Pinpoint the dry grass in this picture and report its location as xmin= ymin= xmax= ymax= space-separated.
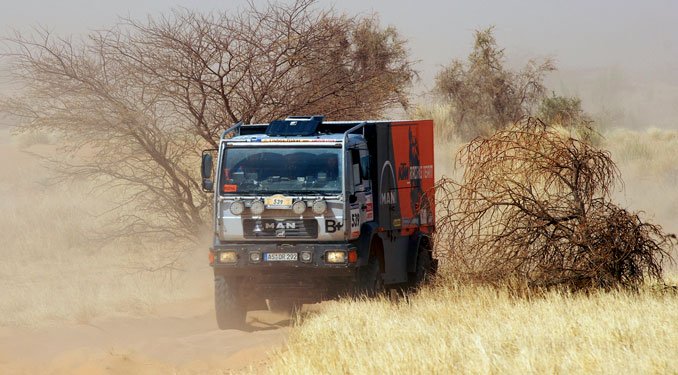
xmin=0 ymin=133 xmax=204 ymax=327
xmin=605 ymin=128 xmax=678 ymax=176
xmin=267 ymin=276 xmax=678 ymax=374
xmin=603 ymin=128 xmax=678 ymax=268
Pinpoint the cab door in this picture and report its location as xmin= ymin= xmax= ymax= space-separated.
xmin=348 ymin=146 xmax=373 ymax=239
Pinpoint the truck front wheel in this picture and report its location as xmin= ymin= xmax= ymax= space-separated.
xmin=214 ymin=275 xmax=246 ymax=330
xmin=358 ymin=255 xmax=384 ymax=297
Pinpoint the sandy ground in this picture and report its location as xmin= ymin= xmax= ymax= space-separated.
xmin=0 ymin=296 xmax=290 ymax=374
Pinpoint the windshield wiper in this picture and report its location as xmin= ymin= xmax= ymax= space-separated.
xmin=284 ymin=190 xmax=337 ymax=196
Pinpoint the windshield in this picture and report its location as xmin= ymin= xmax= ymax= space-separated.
xmin=220 ymin=146 xmax=342 ymax=195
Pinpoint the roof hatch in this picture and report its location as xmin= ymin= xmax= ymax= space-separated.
xmin=265 ymin=115 xmax=324 ymax=137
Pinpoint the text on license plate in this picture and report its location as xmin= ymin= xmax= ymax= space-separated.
xmin=265 ymin=252 xmax=298 ymax=261
xmin=264 ymin=195 xmax=293 ymax=208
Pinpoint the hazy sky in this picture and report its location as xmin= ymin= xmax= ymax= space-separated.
xmin=2 ymin=0 xmax=677 ymax=127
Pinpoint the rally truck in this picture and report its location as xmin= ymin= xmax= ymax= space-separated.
xmin=201 ymin=116 xmax=437 ymax=329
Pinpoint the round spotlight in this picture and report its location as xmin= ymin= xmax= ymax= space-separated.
xmin=311 ymin=200 xmax=327 ymax=215
xmin=249 ymin=252 xmax=261 ymax=263
xmin=292 ymin=200 xmax=307 ymax=215
xmin=250 ymin=200 xmax=265 ymax=215
xmin=229 ymin=200 xmax=245 ymax=215
xmin=300 ymin=251 xmax=312 ymax=263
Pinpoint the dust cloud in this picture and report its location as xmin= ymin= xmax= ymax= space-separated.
xmin=0 ymin=128 xmax=291 ymax=373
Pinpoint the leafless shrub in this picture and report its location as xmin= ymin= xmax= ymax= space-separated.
xmin=436 ymin=118 xmax=674 ymax=290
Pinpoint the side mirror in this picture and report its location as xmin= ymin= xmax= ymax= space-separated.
xmin=201 ymin=151 xmax=214 ymax=192
xmin=201 ymin=152 xmax=213 ymax=179
xmin=349 ymin=194 xmax=358 ymax=204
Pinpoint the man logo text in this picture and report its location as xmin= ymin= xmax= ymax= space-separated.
xmin=380 ymin=191 xmax=397 ymax=205
xmin=265 ymin=222 xmax=296 ymax=230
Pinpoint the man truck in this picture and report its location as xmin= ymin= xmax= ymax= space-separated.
xmin=201 ymin=116 xmax=437 ymax=329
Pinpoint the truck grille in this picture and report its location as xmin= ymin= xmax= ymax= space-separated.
xmin=242 ymin=219 xmax=319 ymax=239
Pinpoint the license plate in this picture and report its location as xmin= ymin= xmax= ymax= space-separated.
xmin=265 ymin=252 xmax=298 ymax=262
xmin=265 ymin=194 xmax=293 ymax=209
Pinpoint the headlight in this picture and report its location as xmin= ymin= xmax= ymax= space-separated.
xmin=311 ymin=199 xmax=327 ymax=215
xmin=219 ymin=251 xmax=238 ymax=263
xmin=325 ymin=251 xmax=347 ymax=264
xmin=229 ymin=200 xmax=245 ymax=215
xmin=292 ymin=200 xmax=307 ymax=215
xmin=250 ymin=200 xmax=265 ymax=215
xmin=300 ymin=250 xmax=313 ymax=263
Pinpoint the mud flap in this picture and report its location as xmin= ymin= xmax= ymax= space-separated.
xmin=356 ymin=222 xmax=380 ymax=267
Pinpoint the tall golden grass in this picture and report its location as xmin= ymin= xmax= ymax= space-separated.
xmin=604 ymin=127 xmax=678 ymax=266
xmin=266 ymin=276 xmax=678 ymax=374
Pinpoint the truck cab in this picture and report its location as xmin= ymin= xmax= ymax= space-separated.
xmin=201 ymin=116 xmax=437 ymax=329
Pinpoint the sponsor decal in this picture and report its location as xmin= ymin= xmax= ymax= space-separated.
xmin=409 ymin=165 xmax=434 ymax=179
xmin=397 ymin=164 xmax=434 ymax=181
xmin=365 ymin=194 xmax=374 ymax=221
xmin=325 ymin=219 xmax=344 ymax=233
xmin=350 ymin=208 xmax=361 ymax=238
xmin=222 ymin=184 xmax=238 ymax=193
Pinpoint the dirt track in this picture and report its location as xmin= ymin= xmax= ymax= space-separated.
xmin=0 ymin=296 xmax=289 ymax=374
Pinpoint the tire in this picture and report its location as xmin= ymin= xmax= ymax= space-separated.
xmin=358 ymin=255 xmax=384 ymax=297
xmin=410 ymin=244 xmax=433 ymax=290
xmin=214 ymin=275 xmax=246 ymax=330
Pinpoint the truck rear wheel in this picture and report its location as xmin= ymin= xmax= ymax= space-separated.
xmin=410 ymin=243 xmax=433 ymax=290
xmin=214 ymin=275 xmax=246 ymax=330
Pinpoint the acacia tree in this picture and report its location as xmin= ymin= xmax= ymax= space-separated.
xmin=109 ymin=2 xmax=414 ymax=148
xmin=538 ymin=93 xmax=592 ymax=128
xmin=434 ymin=27 xmax=555 ymax=139
xmin=1 ymin=0 xmax=415 ymax=241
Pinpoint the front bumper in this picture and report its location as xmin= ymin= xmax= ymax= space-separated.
xmin=210 ymin=242 xmax=358 ymax=271
xmin=210 ymin=242 xmax=359 ymax=302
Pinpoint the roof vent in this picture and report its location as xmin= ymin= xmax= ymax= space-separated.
xmin=265 ymin=115 xmax=324 ymax=136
